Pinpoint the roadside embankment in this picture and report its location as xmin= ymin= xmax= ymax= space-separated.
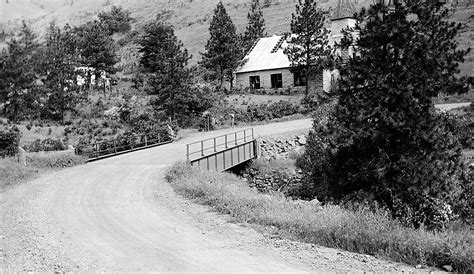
xmin=166 ymin=162 xmax=473 ymax=272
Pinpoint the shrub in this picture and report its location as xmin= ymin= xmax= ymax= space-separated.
xmin=166 ymin=163 xmax=474 ymax=272
xmin=24 ymin=138 xmax=67 ymax=152
xmin=0 ymin=126 xmax=21 ymax=157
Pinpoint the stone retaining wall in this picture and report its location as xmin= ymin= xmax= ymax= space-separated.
xmin=259 ymin=134 xmax=307 ymax=160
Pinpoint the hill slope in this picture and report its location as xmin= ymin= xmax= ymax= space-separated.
xmin=1 ymin=0 xmax=473 ymax=74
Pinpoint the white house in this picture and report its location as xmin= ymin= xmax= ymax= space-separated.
xmin=234 ymin=0 xmax=358 ymax=93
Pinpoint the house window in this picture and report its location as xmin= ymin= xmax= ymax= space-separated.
xmin=249 ymin=76 xmax=261 ymax=89
xmin=293 ymin=71 xmax=306 ymax=87
xmin=270 ymin=73 xmax=283 ymax=88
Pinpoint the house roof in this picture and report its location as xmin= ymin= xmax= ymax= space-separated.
xmin=235 ymin=35 xmax=291 ymax=74
xmin=332 ymin=0 xmax=356 ymax=21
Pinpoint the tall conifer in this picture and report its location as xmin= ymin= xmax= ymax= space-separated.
xmin=140 ymin=20 xmax=191 ymax=121
xmin=242 ymin=0 xmax=266 ymax=55
xmin=284 ymin=0 xmax=330 ymax=95
xmin=299 ymin=1 xmax=473 ymax=228
xmin=200 ymin=2 xmax=240 ymax=89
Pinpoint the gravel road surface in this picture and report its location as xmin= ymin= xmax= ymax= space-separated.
xmin=1 ymin=119 xmax=417 ymax=272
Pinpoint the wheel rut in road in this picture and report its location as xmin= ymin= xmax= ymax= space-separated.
xmin=1 ymin=119 xmax=416 ymax=272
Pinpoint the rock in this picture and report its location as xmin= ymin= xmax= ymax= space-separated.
xmin=297 ymin=136 xmax=307 ymax=145
xmin=442 ymin=265 xmax=453 ymax=272
xmin=415 ymin=265 xmax=422 ymax=269
xmin=309 ymin=198 xmax=320 ymax=205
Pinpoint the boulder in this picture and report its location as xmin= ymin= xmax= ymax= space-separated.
xmin=297 ymin=135 xmax=307 ymax=145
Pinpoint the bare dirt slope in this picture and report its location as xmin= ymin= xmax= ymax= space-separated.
xmin=1 ymin=119 xmax=417 ymax=272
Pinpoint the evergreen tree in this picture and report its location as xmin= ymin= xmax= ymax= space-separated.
xmin=40 ymin=22 xmax=79 ymax=120
xmin=74 ymin=20 xmax=117 ymax=73
xmin=200 ymin=2 xmax=240 ymax=89
xmin=284 ymin=0 xmax=331 ymax=95
xmin=139 ymin=20 xmax=191 ymax=121
xmin=0 ymin=21 xmax=39 ymax=122
xmin=98 ymin=6 xmax=133 ymax=35
xmin=242 ymin=0 xmax=266 ymax=55
xmin=299 ymin=1 xmax=473 ymax=229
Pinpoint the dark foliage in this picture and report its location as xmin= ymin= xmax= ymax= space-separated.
xmin=24 ymin=138 xmax=67 ymax=152
xmin=74 ymin=20 xmax=117 ymax=73
xmin=200 ymin=2 xmax=241 ymax=88
xmin=299 ymin=1 xmax=473 ymax=229
xmin=242 ymin=0 xmax=266 ymax=55
xmin=0 ymin=21 xmax=40 ymax=122
xmin=139 ymin=19 xmax=197 ymax=123
xmin=98 ymin=6 xmax=133 ymax=34
xmin=0 ymin=126 xmax=21 ymax=157
xmin=284 ymin=0 xmax=331 ymax=95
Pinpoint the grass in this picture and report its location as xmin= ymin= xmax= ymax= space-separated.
xmin=166 ymin=162 xmax=474 ymax=272
xmin=0 ymin=158 xmax=39 ymax=191
xmin=1 ymin=0 xmax=472 ymax=74
xmin=0 ymin=152 xmax=86 ymax=191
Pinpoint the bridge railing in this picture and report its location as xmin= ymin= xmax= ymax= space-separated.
xmin=75 ymin=131 xmax=172 ymax=161
xmin=186 ymin=128 xmax=254 ymax=161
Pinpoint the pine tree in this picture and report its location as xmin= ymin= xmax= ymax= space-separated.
xmin=242 ymin=0 xmax=266 ymax=55
xmin=98 ymin=6 xmax=133 ymax=35
xmin=284 ymin=0 xmax=331 ymax=95
xmin=140 ymin=20 xmax=191 ymax=121
xmin=200 ymin=2 xmax=240 ymax=89
xmin=0 ymin=21 xmax=39 ymax=122
xmin=74 ymin=20 xmax=117 ymax=73
xmin=299 ymin=1 xmax=473 ymax=229
xmin=41 ymin=22 xmax=79 ymax=120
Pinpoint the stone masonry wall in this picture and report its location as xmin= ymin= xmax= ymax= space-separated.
xmin=259 ymin=134 xmax=307 ymax=160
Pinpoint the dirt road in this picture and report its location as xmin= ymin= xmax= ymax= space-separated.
xmin=1 ymin=119 xmax=416 ymax=272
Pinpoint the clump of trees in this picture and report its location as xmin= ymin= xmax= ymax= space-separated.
xmin=298 ymin=1 xmax=473 ymax=229
xmin=0 ymin=6 xmax=125 ymax=123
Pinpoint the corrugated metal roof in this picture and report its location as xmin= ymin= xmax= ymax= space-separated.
xmin=235 ymin=35 xmax=291 ymax=74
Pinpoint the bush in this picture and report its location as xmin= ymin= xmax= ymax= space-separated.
xmin=166 ymin=162 xmax=473 ymax=272
xmin=24 ymin=138 xmax=67 ymax=152
xmin=0 ymin=126 xmax=21 ymax=157
xmin=298 ymin=106 xmax=472 ymax=230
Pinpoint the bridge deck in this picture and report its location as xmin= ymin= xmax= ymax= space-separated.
xmin=187 ymin=129 xmax=257 ymax=172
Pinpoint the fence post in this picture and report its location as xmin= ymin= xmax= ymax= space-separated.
xmin=235 ymin=132 xmax=238 ymax=145
xmin=201 ymin=141 xmax=204 ymax=156
xmin=144 ymin=135 xmax=148 ymax=146
xmin=114 ymin=140 xmax=117 ymax=153
xmin=225 ymin=135 xmax=228 ymax=149
xmin=214 ymin=138 xmax=217 ymax=152
xmin=187 ymin=144 xmax=190 ymax=161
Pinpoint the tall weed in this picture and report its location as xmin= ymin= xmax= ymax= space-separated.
xmin=166 ymin=162 xmax=473 ymax=271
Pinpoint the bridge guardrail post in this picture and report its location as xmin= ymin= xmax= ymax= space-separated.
xmin=187 ymin=144 xmax=190 ymax=161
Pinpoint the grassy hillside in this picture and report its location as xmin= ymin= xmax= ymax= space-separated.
xmin=0 ymin=0 xmax=473 ymax=74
